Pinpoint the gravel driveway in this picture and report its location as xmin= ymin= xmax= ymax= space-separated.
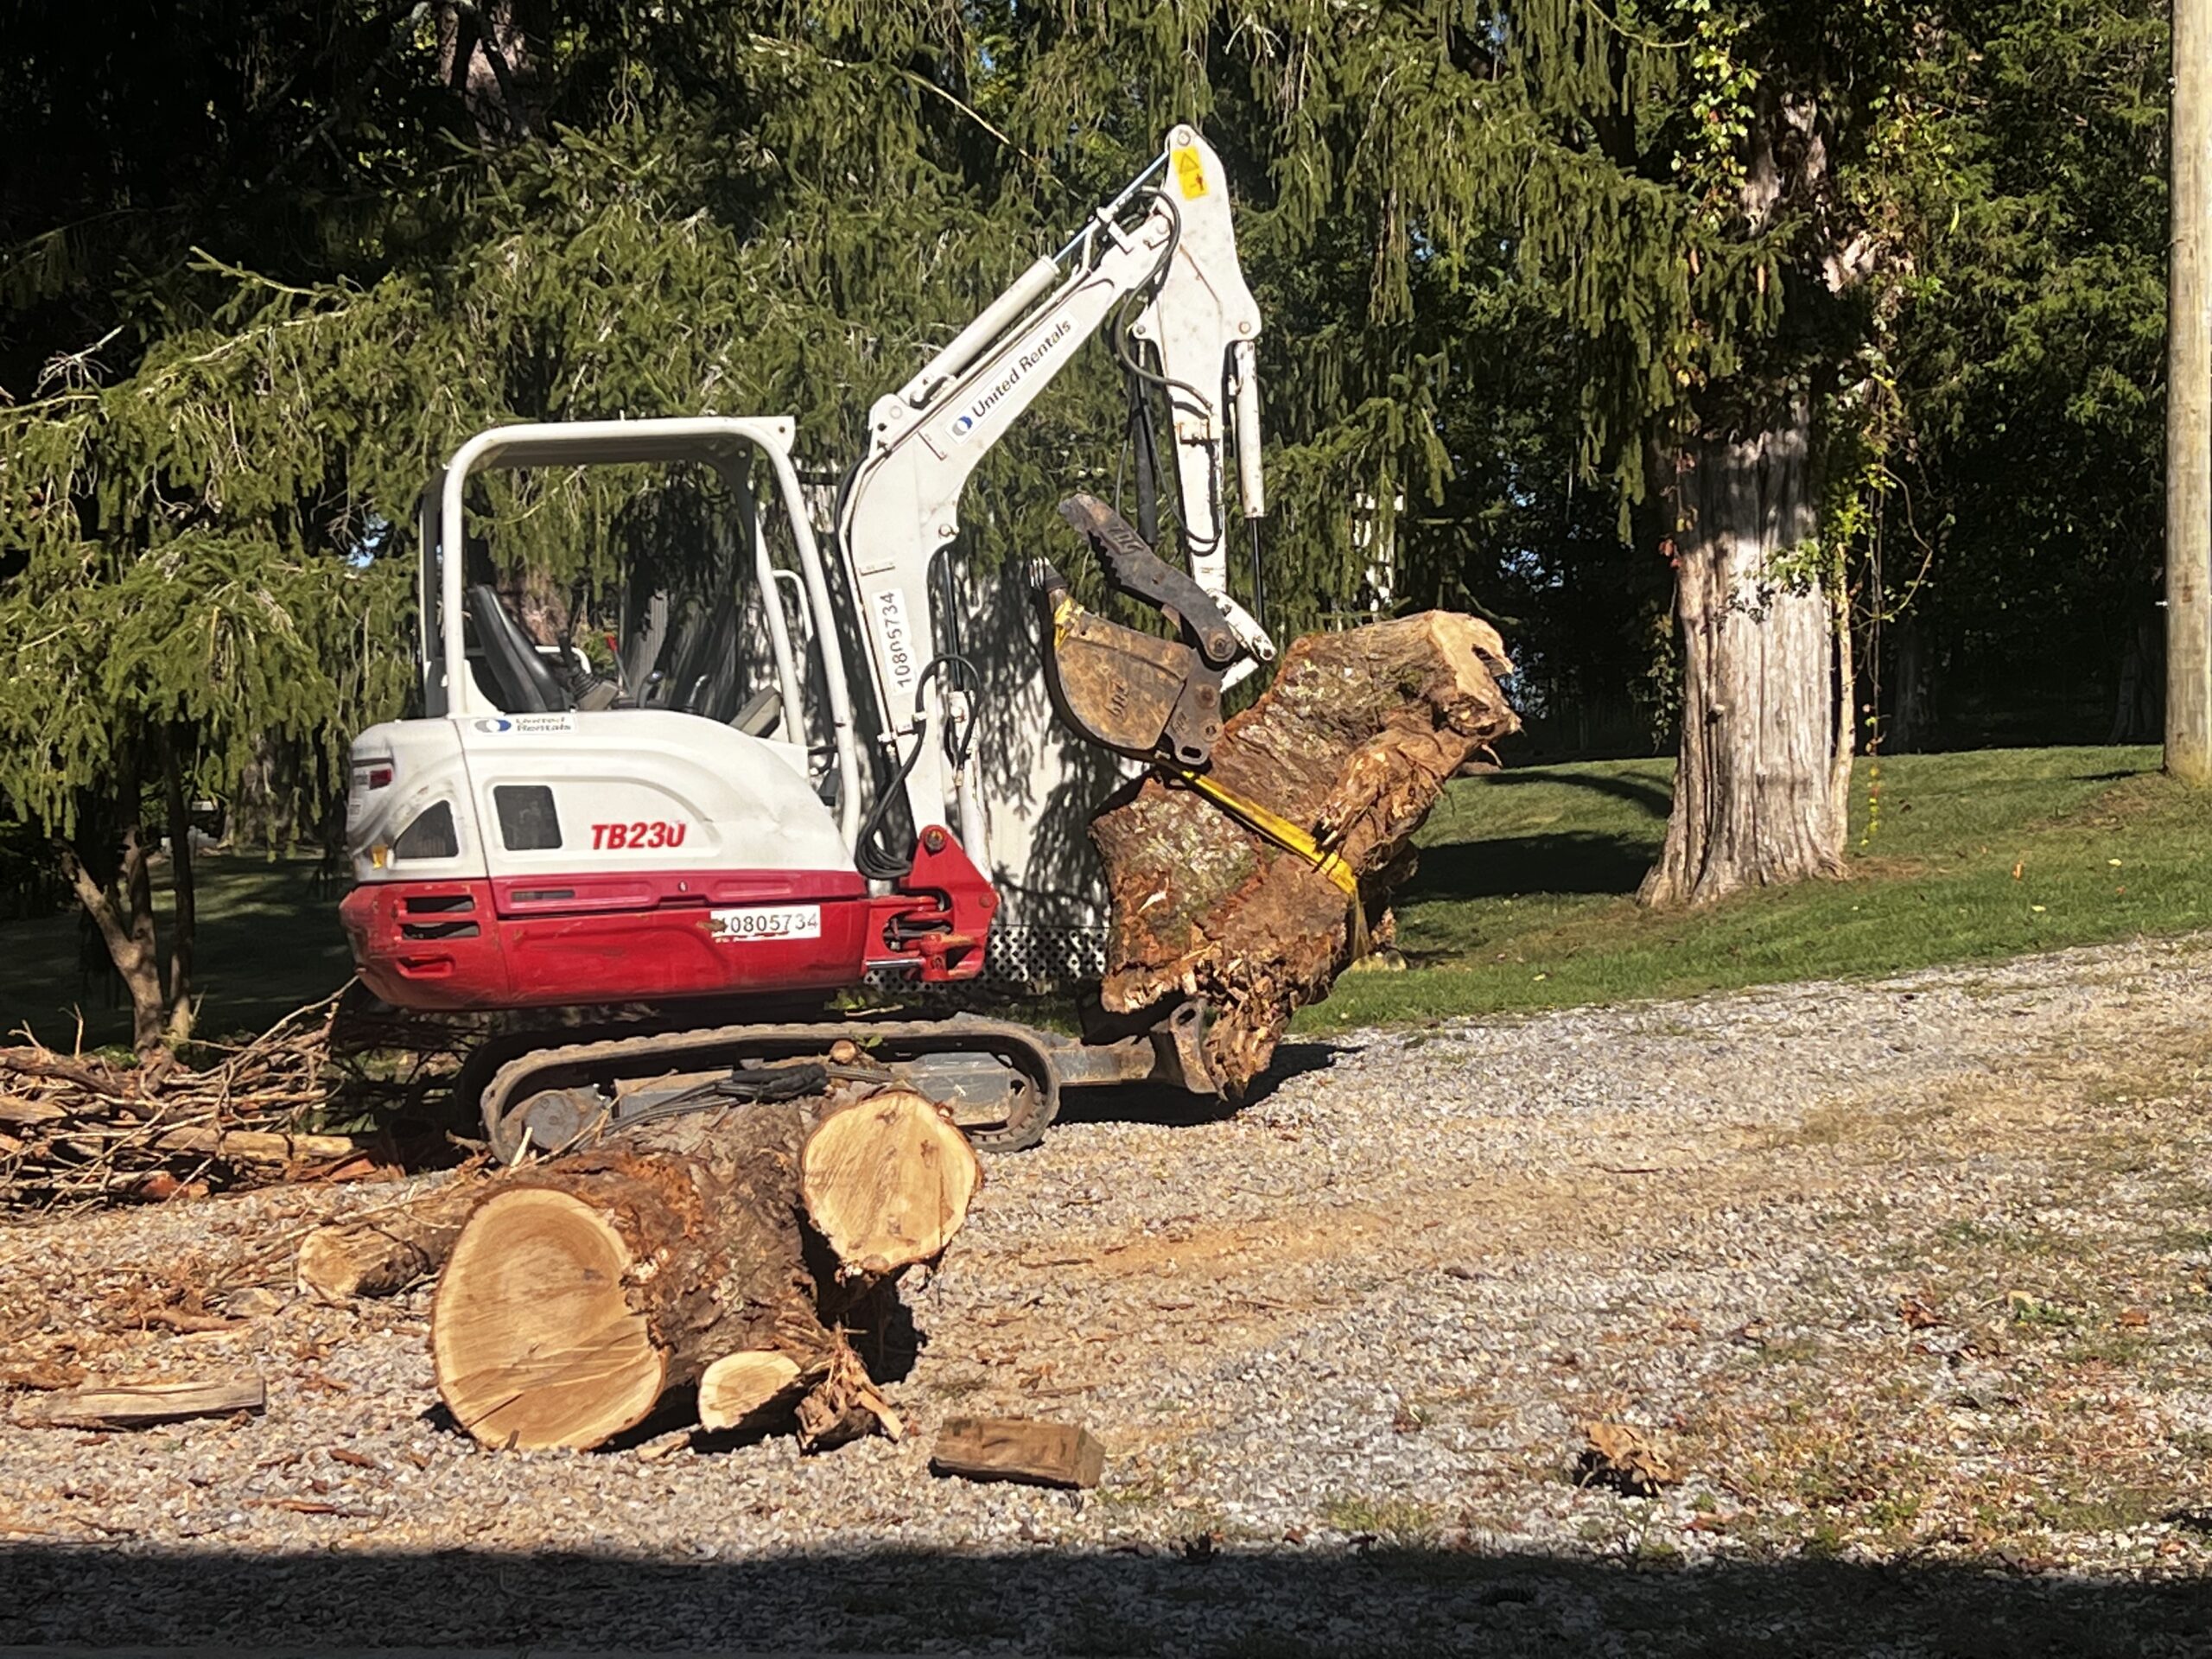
xmin=7 ymin=937 xmax=2212 ymax=1656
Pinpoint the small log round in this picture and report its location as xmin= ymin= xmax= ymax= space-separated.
xmin=800 ymin=1090 xmax=981 ymax=1278
xmin=697 ymin=1351 xmax=804 ymax=1432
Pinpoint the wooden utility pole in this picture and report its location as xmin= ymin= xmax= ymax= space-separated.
xmin=2169 ymin=0 xmax=2212 ymax=782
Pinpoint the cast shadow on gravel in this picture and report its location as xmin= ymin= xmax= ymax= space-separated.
xmin=1052 ymin=1042 xmax=1339 ymax=1131
xmin=4 ymin=1541 xmax=2209 ymax=1656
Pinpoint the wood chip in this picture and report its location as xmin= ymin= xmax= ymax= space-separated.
xmin=140 ymin=1308 xmax=244 ymax=1334
xmin=0 ymin=1362 xmax=87 ymax=1392
xmin=1576 ymin=1420 xmax=1678 ymax=1496
xmin=931 ymin=1415 xmax=1105 ymax=1489
xmin=19 ymin=1376 xmax=265 ymax=1430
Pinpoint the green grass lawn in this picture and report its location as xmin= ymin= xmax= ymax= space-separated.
xmin=1308 ymin=744 xmax=2212 ymax=1030
xmin=0 ymin=853 xmax=353 ymax=1049
xmin=3 ymin=747 xmax=2205 ymax=1049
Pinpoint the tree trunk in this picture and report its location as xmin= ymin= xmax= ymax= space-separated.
xmin=1892 ymin=619 xmax=1935 ymax=751
xmin=2110 ymin=607 xmax=2161 ymax=744
xmin=2167 ymin=0 xmax=2212 ymax=781
xmin=159 ymin=726 xmax=196 ymax=1048
xmin=58 ymin=777 xmax=167 ymax=1054
xmin=436 ymin=1 xmax=535 ymax=143
xmin=1639 ymin=408 xmax=1847 ymax=909
xmin=1090 ymin=612 xmax=1518 ymax=1094
xmin=430 ymin=1090 xmax=970 ymax=1451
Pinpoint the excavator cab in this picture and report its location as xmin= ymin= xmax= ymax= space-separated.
xmin=340 ymin=417 xmax=998 ymax=1016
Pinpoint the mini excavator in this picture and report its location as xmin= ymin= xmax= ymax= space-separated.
xmin=340 ymin=129 xmax=1273 ymax=1156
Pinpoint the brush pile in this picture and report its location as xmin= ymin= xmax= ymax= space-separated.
xmin=0 ymin=996 xmax=378 ymax=1211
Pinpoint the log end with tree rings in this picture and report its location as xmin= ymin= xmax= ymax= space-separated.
xmin=431 ymin=1187 xmax=666 ymax=1450
xmin=697 ymin=1351 xmax=806 ymax=1432
xmin=799 ymin=1090 xmax=982 ymax=1277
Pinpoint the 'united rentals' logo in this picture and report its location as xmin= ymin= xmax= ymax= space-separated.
xmin=950 ymin=318 xmax=1074 ymax=442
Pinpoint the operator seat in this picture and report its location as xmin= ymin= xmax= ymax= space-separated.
xmin=464 ymin=584 xmax=570 ymax=715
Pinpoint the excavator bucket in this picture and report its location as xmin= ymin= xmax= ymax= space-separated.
xmin=1034 ymin=496 xmax=1237 ymax=769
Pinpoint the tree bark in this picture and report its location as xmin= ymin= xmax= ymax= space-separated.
xmin=1639 ymin=407 xmax=1848 ymax=909
xmin=1090 ymin=612 xmax=1518 ymax=1094
xmin=1891 ymin=619 xmax=1935 ymax=751
xmin=18 ymin=1376 xmax=264 ymax=1430
xmin=2167 ymin=0 xmax=2212 ymax=781
xmin=436 ymin=2 xmax=535 ymax=143
xmin=430 ymin=1090 xmax=966 ymax=1451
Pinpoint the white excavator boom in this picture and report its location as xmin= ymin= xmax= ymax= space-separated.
xmin=836 ymin=124 xmax=1271 ymax=861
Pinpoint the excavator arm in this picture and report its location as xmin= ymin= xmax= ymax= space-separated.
xmin=836 ymin=126 xmax=1270 ymax=867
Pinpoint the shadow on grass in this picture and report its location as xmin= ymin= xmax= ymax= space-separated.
xmin=3 ymin=1541 xmax=2206 ymax=1655
xmin=1405 ymin=832 xmax=1655 ymax=901
xmin=1484 ymin=766 xmax=1675 ymax=817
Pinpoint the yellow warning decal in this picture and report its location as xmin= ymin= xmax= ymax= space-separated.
xmin=1173 ymin=146 xmax=1209 ymax=200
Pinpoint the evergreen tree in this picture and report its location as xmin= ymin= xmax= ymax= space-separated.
xmin=1 ymin=0 xmax=2178 ymax=1053
xmin=0 ymin=3 xmax=1418 ymax=1044
xmin=1878 ymin=0 xmax=2170 ymax=747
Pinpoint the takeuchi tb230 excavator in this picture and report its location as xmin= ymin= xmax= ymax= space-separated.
xmin=340 ymin=129 xmax=1275 ymax=1156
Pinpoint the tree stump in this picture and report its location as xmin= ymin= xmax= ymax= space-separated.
xmin=430 ymin=1090 xmax=973 ymax=1451
xmin=1091 ymin=611 xmax=1517 ymax=1092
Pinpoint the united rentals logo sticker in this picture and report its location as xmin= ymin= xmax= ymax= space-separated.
xmin=949 ymin=318 xmax=1074 ymax=442
xmin=473 ymin=713 xmax=576 ymax=734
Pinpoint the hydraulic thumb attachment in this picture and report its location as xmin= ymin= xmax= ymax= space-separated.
xmin=1033 ymin=494 xmax=1234 ymax=769
xmin=1036 ymin=496 xmax=1371 ymax=966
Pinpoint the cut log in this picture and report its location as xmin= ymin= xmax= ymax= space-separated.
xmin=931 ymin=1415 xmax=1105 ymax=1488
xmin=20 ymin=1376 xmax=264 ymax=1429
xmin=432 ymin=1105 xmax=831 ymax=1450
xmin=1091 ymin=611 xmax=1517 ymax=1093
xmin=696 ymin=1351 xmax=804 ymax=1431
xmin=296 ymin=1174 xmax=488 ymax=1300
xmin=430 ymin=1092 xmax=961 ymax=1452
xmin=800 ymin=1090 xmax=980 ymax=1278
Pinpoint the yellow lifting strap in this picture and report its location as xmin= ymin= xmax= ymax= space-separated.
xmin=1167 ymin=767 xmax=1370 ymax=959
xmin=1169 ymin=767 xmax=1359 ymax=897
